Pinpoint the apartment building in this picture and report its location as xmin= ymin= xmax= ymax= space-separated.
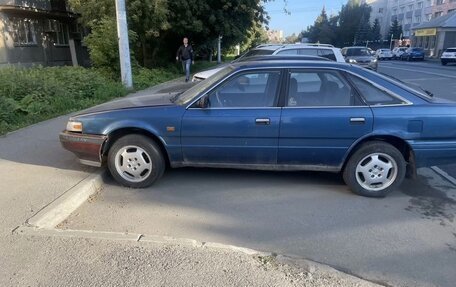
xmin=366 ymin=0 xmax=456 ymax=38
xmin=0 ymin=0 xmax=88 ymax=67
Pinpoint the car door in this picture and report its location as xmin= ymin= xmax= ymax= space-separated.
xmin=278 ymin=69 xmax=373 ymax=168
xmin=181 ymin=69 xmax=282 ymax=165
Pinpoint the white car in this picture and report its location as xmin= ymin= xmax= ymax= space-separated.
xmin=375 ymin=49 xmax=393 ymax=60
xmin=440 ymin=47 xmax=456 ymax=66
xmin=392 ymin=47 xmax=407 ymax=60
xmin=192 ymin=44 xmax=344 ymax=82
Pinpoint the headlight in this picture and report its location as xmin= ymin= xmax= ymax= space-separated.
xmin=348 ymin=59 xmax=357 ymax=63
xmin=371 ymin=58 xmax=378 ymax=63
xmin=66 ymin=121 xmax=83 ymax=132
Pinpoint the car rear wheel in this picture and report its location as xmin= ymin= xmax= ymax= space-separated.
xmin=343 ymin=141 xmax=406 ymax=198
xmin=108 ymin=134 xmax=165 ymax=188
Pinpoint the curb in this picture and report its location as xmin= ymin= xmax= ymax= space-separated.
xmin=15 ymin=225 xmax=383 ymax=286
xmin=26 ymin=170 xmax=106 ymax=229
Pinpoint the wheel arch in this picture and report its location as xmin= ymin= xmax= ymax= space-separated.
xmin=102 ymin=127 xmax=171 ymax=168
xmin=342 ymin=135 xmax=416 ymax=178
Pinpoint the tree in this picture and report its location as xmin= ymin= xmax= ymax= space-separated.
xmin=299 ymin=7 xmax=336 ymax=44
xmin=241 ymin=22 xmax=268 ymax=51
xmin=284 ymin=33 xmax=298 ymax=44
xmin=336 ymin=0 xmax=371 ymax=46
xmin=388 ymin=18 xmax=403 ymax=40
xmin=370 ymin=18 xmax=382 ymax=42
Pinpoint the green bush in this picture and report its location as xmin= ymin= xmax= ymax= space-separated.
xmin=0 ymin=61 xmax=220 ymax=135
xmin=0 ymin=66 xmax=126 ymax=135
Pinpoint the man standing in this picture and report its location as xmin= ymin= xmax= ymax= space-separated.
xmin=176 ymin=37 xmax=194 ymax=82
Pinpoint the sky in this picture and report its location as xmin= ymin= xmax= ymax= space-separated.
xmin=263 ymin=0 xmax=347 ymax=37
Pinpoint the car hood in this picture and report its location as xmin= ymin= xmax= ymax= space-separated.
xmin=76 ymin=92 xmax=179 ymax=116
xmin=347 ymin=56 xmax=374 ymax=61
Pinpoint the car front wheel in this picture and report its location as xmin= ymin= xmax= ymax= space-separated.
xmin=108 ymin=134 xmax=165 ymax=188
xmin=343 ymin=141 xmax=406 ymax=197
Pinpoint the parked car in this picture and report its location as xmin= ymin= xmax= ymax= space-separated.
xmin=375 ymin=48 xmax=393 ymax=60
xmin=341 ymin=46 xmax=378 ymax=71
xmin=440 ymin=47 xmax=456 ymax=65
xmin=392 ymin=47 xmax=407 ymax=59
xmin=272 ymin=44 xmax=345 ymax=62
xmin=400 ymin=47 xmax=425 ymax=61
xmin=60 ymin=60 xmax=456 ymax=198
xmin=192 ymin=44 xmax=344 ymax=81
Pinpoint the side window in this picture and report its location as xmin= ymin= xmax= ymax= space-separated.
xmin=276 ymin=49 xmax=298 ymax=55
xmin=297 ymin=48 xmax=319 ymax=56
xmin=347 ymin=74 xmax=406 ymax=106
xmin=317 ymin=49 xmax=337 ymax=61
xmin=287 ymin=70 xmax=361 ymax=107
xmin=207 ymin=71 xmax=280 ymax=108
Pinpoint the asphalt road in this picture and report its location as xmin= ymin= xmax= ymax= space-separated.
xmin=60 ymin=60 xmax=456 ymax=287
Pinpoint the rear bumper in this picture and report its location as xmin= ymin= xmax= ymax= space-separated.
xmin=408 ymin=140 xmax=456 ymax=167
xmin=59 ymin=131 xmax=107 ymax=167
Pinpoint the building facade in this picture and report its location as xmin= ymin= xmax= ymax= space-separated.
xmin=0 ymin=0 xmax=88 ymax=67
xmin=365 ymin=0 xmax=456 ymax=40
xmin=412 ymin=10 xmax=456 ymax=56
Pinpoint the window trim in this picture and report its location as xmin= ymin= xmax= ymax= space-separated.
xmin=186 ymin=66 xmax=413 ymax=109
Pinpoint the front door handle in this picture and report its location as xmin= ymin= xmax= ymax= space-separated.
xmin=255 ymin=118 xmax=270 ymax=125
xmin=350 ymin=117 xmax=366 ymax=124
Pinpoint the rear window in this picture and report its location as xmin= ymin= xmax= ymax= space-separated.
xmin=346 ymin=48 xmax=370 ymax=56
xmin=296 ymin=48 xmax=336 ymax=61
xmin=445 ymin=48 xmax=456 ymax=53
xmin=242 ymin=49 xmax=274 ymax=58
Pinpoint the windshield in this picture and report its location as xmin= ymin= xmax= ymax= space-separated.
xmin=347 ymin=48 xmax=371 ymax=57
xmin=446 ymin=48 xmax=456 ymax=53
xmin=175 ymin=66 xmax=235 ymax=105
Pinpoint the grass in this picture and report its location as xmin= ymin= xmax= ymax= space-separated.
xmin=0 ymin=61 xmax=219 ymax=136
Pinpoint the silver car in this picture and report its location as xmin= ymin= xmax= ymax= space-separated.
xmin=341 ymin=47 xmax=378 ymax=71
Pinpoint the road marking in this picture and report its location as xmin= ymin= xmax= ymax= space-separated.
xmin=380 ymin=65 xmax=456 ymax=79
xmin=431 ymin=166 xmax=456 ymax=186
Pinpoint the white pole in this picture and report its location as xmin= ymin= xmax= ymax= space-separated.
xmin=389 ymin=34 xmax=393 ymax=50
xmin=115 ymin=0 xmax=133 ymax=89
xmin=217 ymin=35 xmax=222 ymax=64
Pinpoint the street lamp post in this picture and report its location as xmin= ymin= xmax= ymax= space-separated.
xmin=115 ymin=0 xmax=133 ymax=89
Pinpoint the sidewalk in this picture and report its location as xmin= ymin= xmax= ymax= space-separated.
xmin=0 ymin=80 xmax=380 ymax=286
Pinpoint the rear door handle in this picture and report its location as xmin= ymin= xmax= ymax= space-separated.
xmin=350 ymin=117 xmax=365 ymax=124
xmin=255 ymin=118 xmax=270 ymax=125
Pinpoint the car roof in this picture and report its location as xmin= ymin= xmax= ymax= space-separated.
xmin=343 ymin=46 xmax=369 ymax=49
xmin=445 ymin=47 xmax=456 ymax=49
xmin=253 ymin=44 xmax=285 ymax=50
xmin=277 ymin=45 xmax=338 ymax=51
xmin=230 ymin=59 xmax=351 ymax=70
xmin=239 ymin=55 xmax=331 ymax=62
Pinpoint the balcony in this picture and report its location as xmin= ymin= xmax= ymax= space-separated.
xmin=406 ymin=11 xmax=413 ymax=18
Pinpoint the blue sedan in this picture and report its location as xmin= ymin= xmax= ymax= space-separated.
xmin=400 ymin=47 xmax=425 ymax=61
xmin=60 ymin=60 xmax=456 ymax=197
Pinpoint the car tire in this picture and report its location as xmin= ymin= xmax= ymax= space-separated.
xmin=441 ymin=60 xmax=447 ymax=66
xmin=343 ymin=141 xmax=406 ymax=198
xmin=108 ymin=134 xmax=165 ymax=188
xmin=407 ymin=56 xmax=412 ymax=61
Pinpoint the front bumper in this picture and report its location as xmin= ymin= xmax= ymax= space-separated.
xmin=59 ymin=131 xmax=107 ymax=167
xmin=441 ymin=57 xmax=456 ymax=63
